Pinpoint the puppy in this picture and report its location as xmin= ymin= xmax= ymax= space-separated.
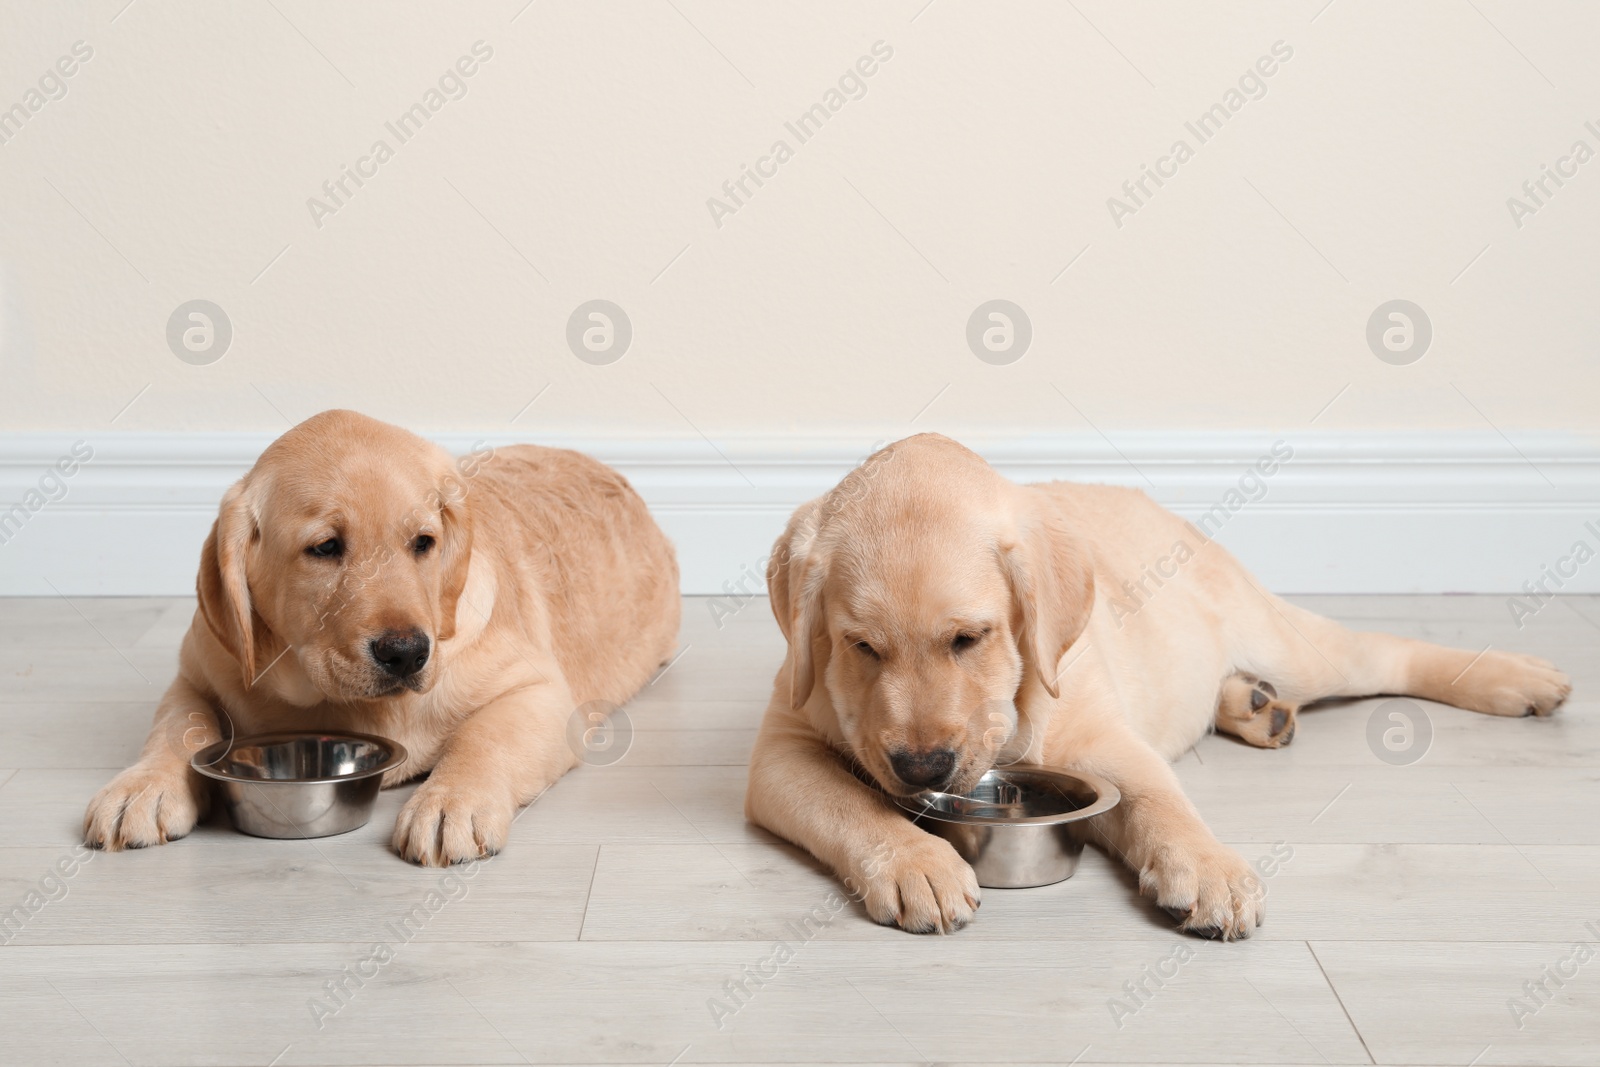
xmin=746 ymin=434 xmax=1569 ymax=936
xmin=84 ymin=410 xmax=680 ymax=864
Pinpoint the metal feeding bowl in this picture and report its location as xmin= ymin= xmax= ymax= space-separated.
xmin=192 ymin=732 xmax=407 ymax=839
xmin=894 ymin=765 xmax=1120 ymax=888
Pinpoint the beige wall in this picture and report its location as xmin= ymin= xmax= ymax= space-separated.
xmin=1 ymin=0 xmax=1596 ymax=438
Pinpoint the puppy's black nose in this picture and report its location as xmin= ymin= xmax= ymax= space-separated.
xmin=889 ymin=747 xmax=957 ymax=790
xmin=370 ymin=629 xmax=430 ymax=678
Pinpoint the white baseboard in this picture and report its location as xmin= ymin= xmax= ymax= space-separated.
xmin=2 ymin=430 xmax=1598 ymax=597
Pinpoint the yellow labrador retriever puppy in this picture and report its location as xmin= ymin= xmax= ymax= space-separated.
xmin=747 ymin=434 xmax=1569 ymax=937
xmin=84 ymin=410 xmax=679 ymax=865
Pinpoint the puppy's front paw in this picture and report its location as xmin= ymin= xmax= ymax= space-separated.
xmin=1143 ymin=841 xmax=1262 ymax=941
xmin=851 ymin=834 xmax=980 ymax=934
xmin=84 ymin=764 xmax=206 ymax=851
xmin=392 ymin=780 xmax=512 ymax=866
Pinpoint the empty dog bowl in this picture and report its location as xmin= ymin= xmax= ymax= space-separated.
xmin=192 ymin=732 xmax=406 ymax=839
xmin=893 ymin=766 xmax=1120 ymax=888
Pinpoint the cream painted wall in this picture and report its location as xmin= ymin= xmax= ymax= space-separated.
xmin=0 ymin=0 xmax=1596 ymax=442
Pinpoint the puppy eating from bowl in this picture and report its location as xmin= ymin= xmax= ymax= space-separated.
xmin=746 ymin=433 xmax=1570 ymax=937
xmin=84 ymin=409 xmax=680 ymax=865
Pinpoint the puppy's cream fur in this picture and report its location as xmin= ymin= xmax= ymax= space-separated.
xmin=747 ymin=434 xmax=1570 ymax=936
xmin=84 ymin=410 xmax=680 ymax=865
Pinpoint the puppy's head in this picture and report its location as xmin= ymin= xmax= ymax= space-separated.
xmin=197 ymin=410 xmax=476 ymax=701
xmin=770 ymin=434 xmax=1093 ymax=796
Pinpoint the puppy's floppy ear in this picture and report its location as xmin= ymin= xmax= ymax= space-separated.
xmin=434 ymin=475 xmax=475 ymax=643
xmin=768 ymin=498 xmax=827 ymax=710
xmin=197 ymin=479 xmax=261 ymax=684
xmin=1000 ymin=493 xmax=1095 ymax=699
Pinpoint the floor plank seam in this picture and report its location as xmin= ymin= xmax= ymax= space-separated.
xmin=576 ymin=844 xmax=601 ymax=942
xmin=1306 ymin=940 xmax=1376 ymax=1065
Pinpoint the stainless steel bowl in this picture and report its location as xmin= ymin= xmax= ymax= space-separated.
xmin=893 ymin=765 xmax=1120 ymax=888
xmin=192 ymin=732 xmax=407 ymax=839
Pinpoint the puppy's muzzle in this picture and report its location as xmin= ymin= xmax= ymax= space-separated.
xmin=370 ymin=628 xmax=431 ymax=679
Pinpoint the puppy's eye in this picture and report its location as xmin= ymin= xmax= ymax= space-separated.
xmin=306 ymin=537 xmax=343 ymax=559
xmin=853 ymin=640 xmax=880 ymax=660
xmin=951 ymin=630 xmax=987 ymax=653
xmin=413 ymin=534 xmax=436 ymax=555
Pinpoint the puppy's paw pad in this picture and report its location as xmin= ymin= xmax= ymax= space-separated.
xmin=1215 ymin=675 xmax=1298 ymax=749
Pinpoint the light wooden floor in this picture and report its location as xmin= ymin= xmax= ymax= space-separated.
xmin=2 ymin=594 xmax=1599 ymax=1066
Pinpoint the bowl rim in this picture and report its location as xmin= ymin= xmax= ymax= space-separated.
xmin=191 ymin=731 xmax=408 ymax=785
xmin=892 ymin=764 xmax=1121 ymax=826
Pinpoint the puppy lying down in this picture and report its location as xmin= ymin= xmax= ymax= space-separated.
xmin=85 ymin=410 xmax=680 ymax=864
xmin=746 ymin=434 xmax=1569 ymax=936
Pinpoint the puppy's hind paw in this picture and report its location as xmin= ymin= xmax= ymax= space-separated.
xmin=1451 ymin=651 xmax=1571 ymax=718
xmin=1215 ymin=674 xmax=1298 ymax=749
